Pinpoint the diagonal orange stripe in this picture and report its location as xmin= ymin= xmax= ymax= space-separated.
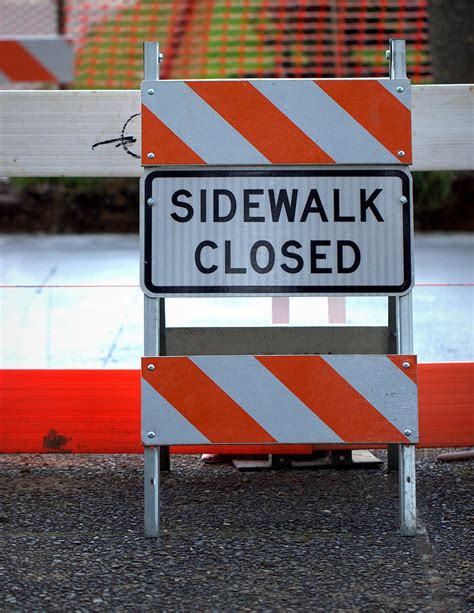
xmin=141 ymin=104 xmax=205 ymax=165
xmin=143 ymin=358 xmax=276 ymax=444
xmin=186 ymin=80 xmax=335 ymax=164
xmin=388 ymin=355 xmax=418 ymax=385
xmin=0 ymin=41 xmax=57 ymax=82
xmin=316 ymin=79 xmax=412 ymax=163
xmin=256 ymin=356 xmax=408 ymax=443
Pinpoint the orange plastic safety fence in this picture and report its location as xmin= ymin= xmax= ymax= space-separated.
xmin=63 ymin=0 xmax=432 ymax=89
xmin=1 ymin=363 xmax=472 ymax=454
xmin=0 ymin=1 xmax=432 ymax=88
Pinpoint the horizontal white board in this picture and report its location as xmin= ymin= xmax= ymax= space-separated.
xmin=141 ymin=167 xmax=414 ymax=297
xmin=0 ymin=85 xmax=472 ymax=176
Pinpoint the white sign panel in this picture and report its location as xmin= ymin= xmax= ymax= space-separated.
xmin=141 ymin=168 xmax=413 ymax=297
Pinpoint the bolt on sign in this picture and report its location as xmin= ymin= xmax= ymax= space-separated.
xmin=141 ymin=168 xmax=413 ymax=297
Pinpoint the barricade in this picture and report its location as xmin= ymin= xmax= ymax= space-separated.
xmin=0 ymin=37 xmax=74 ymax=85
xmin=0 ymin=36 xmax=471 ymax=541
xmin=140 ymin=39 xmax=419 ymax=538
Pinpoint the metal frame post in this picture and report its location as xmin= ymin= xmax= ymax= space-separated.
xmin=144 ymin=445 xmax=160 ymax=537
xmin=397 ymin=292 xmax=417 ymax=535
xmin=143 ymin=42 xmax=169 ymax=464
xmin=387 ymin=38 xmax=406 ymax=473
xmin=143 ymin=41 xmax=165 ymax=538
xmin=388 ymin=38 xmax=417 ymax=535
xmin=388 ymin=38 xmax=407 ymax=79
xmin=399 ymin=444 xmax=417 ymax=535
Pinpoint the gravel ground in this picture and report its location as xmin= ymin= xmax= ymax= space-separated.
xmin=0 ymin=450 xmax=472 ymax=612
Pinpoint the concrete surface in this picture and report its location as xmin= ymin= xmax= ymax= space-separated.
xmin=0 ymin=233 xmax=472 ymax=367
xmin=0 ymin=451 xmax=472 ymax=611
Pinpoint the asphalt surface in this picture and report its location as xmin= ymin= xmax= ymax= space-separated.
xmin=0 ymin=450 xmax=472 ymax=611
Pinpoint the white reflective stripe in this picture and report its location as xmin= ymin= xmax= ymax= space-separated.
xmin=141 ymin=379 xmax=210 ymax=444
xmin=253 ymin=80 xmax=400 ymax=164
xmin=378 ymin=78 xmax=411 ymax=111
xmin=191 ymin=355 xmax=343 ymax=443
xmin=322 ymin=355 xmax=418 ymax=437
xmin=21 ymin=39 xmax=74 ymax=83
xmin=143 ymin=81 xmax=269 ymax=164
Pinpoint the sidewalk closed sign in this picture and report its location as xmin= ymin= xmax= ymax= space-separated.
xmin=141 ymin=168 xmax=413 ymax=297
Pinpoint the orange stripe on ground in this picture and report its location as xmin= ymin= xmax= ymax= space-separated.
xmin=0 ymin=41 xmax=57 ymax=82
xmin=316 ymin=80 xmax=412 ymax=162
xmin=186 ymin=80 xmax=335 ymax=164
xmin=141 ymin=104 xmax=205 ymax=165
xmin=143 ymin=358 xmax=276 ymax=444
xmin=387 ymin=355 xmax=418 ymax=385
xmin=256 ymin=356 xmax=408 ymax=443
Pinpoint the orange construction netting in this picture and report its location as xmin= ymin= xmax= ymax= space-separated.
xmin=67 ymin=0 xmax=432 ymax=88
xmin=1 ymin=1 xmax=432 ymax=88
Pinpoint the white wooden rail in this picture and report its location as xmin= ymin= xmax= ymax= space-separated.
xmin=0 ymin=84 xmax=473 ymax=177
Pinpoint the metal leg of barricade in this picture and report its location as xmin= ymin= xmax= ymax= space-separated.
xmin=144 ymin=297 xmax=171 ymax=471
xmin=399 ymin=444 xmax=417 ymax=535
xmin=397 ymin=290 xmax=417 ymax=535
xmin=144 ymin=295 xmax=161 ymax=537
xmin=144 ymin=293 xmax=167 ymax=536
xmin=144 ymin=445 xmax=160 ymax=538
xmin=387 ymin=38 xmax=409 ymax=476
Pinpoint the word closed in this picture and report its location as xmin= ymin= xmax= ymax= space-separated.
xmin=141 ymin=169 xmax=413 ymax=296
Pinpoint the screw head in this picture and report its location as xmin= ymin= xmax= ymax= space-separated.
xmin=159 ymin=53 xmax=164 ymax=63
xmin=399 ymin=196 xmax=408 ymax=204
xmin=385 ymin=50 xmax=391 ymax=60
xmin=147 ymin=152 xmax=155 ymax=159
xmin=147 ymin=88 xmax=155 ymax=95
xmin=398 ymin=150 xmax=406 ymax=157
xmin=147 ymin=364 xmax=155 ymax=371
xmin=404 ymin=429 xmax=412 ymax=436
xmin=147 ymin=197 xmax=155 ymax=206
xmin=396 ymin=86 xmax=404 ymax=93
xmin=402 ymin=361 xmax=410 ymax=369
xmin=147 ymin=431 xmax=156 ymax=439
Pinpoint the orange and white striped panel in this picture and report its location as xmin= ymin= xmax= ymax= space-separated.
xmin=141 ymin=355 xmax=418 ymax=445
xmin=141 ymin=79 xmax=411 ymax=166
xmin=0 ymin=37 xmax=74 ymax=85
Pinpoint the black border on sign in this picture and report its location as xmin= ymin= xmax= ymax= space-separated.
xmin=143 ymin=169 xmax=412 ymax=295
